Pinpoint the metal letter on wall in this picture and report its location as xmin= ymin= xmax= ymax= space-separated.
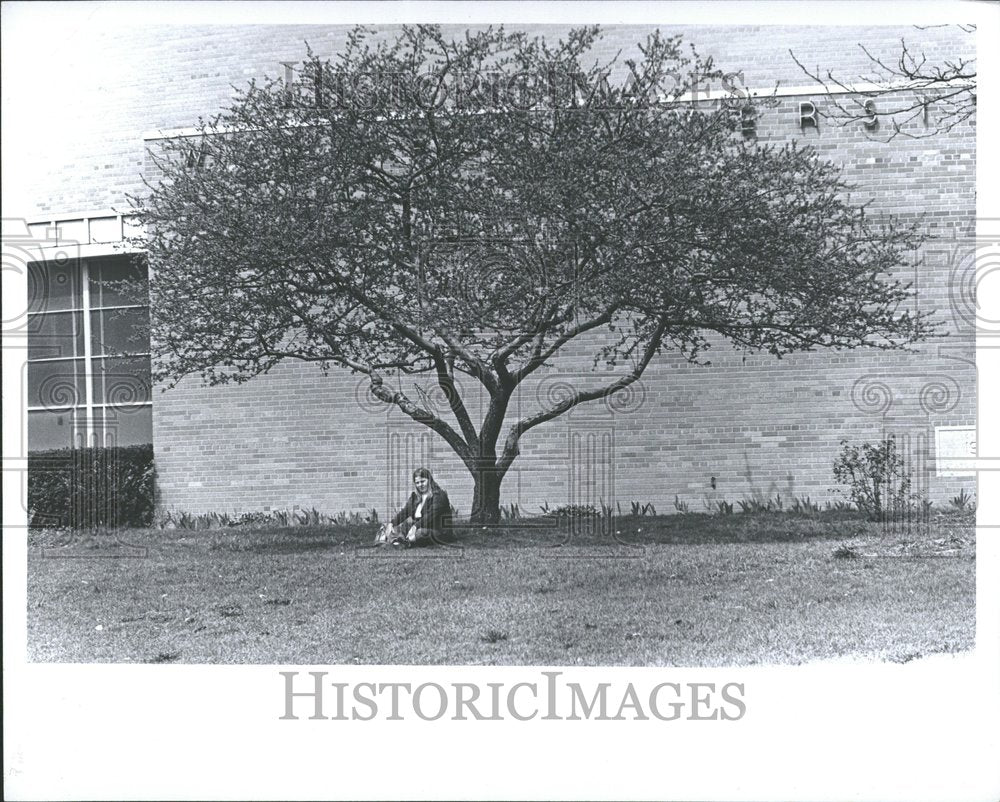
xmin=862 ymin=99 xmax=878 ymax=130
xmin=799 ymin=101 xmax=818 ymax=130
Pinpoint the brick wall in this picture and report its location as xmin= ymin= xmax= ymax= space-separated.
xmin=18 ymin=24 xmax=977 ymax=515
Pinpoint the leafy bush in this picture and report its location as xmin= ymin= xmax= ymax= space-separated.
xmin=539 ymin=502 xmax=602 ymax=518
xmin=28 ymin=445 xmax=154 ymax=529
xmin=235 ymin=511 xmax=275 ymax=527
xmin=949 ymin=489 xmax=974 ymax=512
xmin=832 ymin=438 xmax=913 ymax=522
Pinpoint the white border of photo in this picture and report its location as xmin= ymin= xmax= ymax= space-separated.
xmin=2 ymin=1 xmax=998 ymax=800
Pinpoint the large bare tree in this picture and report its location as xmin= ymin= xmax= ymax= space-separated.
xmin=132 ymin=25 xmax=934 ymax=522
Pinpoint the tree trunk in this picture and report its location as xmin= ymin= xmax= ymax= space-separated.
xmin=470 ymin=466 xmax=502 ymax=524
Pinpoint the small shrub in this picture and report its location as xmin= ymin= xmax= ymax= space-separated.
xmin=160 ymin=507 xmax=379 ymax=530
xmin=500 ymin=502 xmax=521 ymax=520
xmin=28 ymin=445 xmax=154 ymax=529
xmin=715 ymin=500 xmax=734 ymax=516
xmin=738 ymin=497 xmax=776 ymax=514
xmin=620 ymin=500 xmax=658 ymax=517
xmin=161 ymin=510 xmax=233 ymax=530
xmin=540 ymin=502 xmax=612 ymax=519
xmin=736 ymin=495 xmax=784 ymax=513
xmin=545 ymin=503 xmax=601 ymax=519
xmin=790 ymin=496 xmax=820 ymax=515
xmin=295 ymin=507 xmax=322 ymax=526
xmin=673 ymin=495 xmax=690 ymax=515
xmin=949 ymin=489 xmax=974 ymax=512
xmin=832 ymin=438 xmax=913 ymax=522
xmin=236 ymin=511 xmax=273 ymax=527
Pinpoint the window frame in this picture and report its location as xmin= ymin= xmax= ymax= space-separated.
xmin=27 ymin=255 xmax=152 ymax=448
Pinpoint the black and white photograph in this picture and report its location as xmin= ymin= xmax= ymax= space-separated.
xmin=3 ymin=1 xmax=998 ymax=800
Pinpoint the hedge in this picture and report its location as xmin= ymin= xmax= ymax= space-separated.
xmin=28 ymin=445 xmax=154 ymax=529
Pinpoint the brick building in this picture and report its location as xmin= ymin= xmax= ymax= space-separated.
xmin=16 ymin=24 xmax=977 ymax=518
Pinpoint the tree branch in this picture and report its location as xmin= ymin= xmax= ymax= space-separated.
xmin=510 ymin=306 xmax=618 ymax=384
xmin=497 ymin=316 xmax=669 ymax=476
xmin=431 ymin=350 xmax=480 ymax=448
xmin=365 ymin=371 xmax=476 ymax=470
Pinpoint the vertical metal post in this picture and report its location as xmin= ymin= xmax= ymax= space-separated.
xmin=80 ymin=258 xmax=96 ymax=446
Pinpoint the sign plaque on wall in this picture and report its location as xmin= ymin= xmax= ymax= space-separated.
xmin=935 ymin=425 xmax=977 ymax=477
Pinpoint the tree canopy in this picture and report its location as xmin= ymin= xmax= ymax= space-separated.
xmin=132 ymin=25 xmax=935 ymax=521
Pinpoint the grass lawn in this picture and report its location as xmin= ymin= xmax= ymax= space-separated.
xmin=26 ymin=511 xmax=975 ymax=665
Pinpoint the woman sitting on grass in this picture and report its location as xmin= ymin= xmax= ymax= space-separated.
xmin=376 ymin=467 xmax=451 ymax=548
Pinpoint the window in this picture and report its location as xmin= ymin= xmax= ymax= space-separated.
xmin=27 ymin=255 xmax=152 ymax=450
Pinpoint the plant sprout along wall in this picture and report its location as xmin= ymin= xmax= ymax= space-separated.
xmin=16 ymin=24 xmax=976 ymax=520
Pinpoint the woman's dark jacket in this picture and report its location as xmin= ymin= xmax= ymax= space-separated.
xmin=392 ymin=488 xmax=452 ymax=535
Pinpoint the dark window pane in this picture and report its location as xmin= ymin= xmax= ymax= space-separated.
xmin=27 ymin=311 xmax=83 ymax=360
xmin=90 ymin=307 xmax=150 ymax=356
xmin=28 ymin=409 xmax=78 ymax=451
xmin=95 ymin=356 xmax=152 ymax=406
xmin=91 ymin=256 xmax=149 ymax=307
xmin=28 ymin=359 xmax=85 ymax=409
xmin=28 ymin=259 xmax=82 ymax=313
xmin=96 ymin=406 xmax=152 ymax=447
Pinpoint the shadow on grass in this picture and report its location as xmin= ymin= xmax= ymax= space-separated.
xmin=448 ymin=510 xmax=875 ymax=549
xmin=28 ymin=510 xmax=975 ymax=556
